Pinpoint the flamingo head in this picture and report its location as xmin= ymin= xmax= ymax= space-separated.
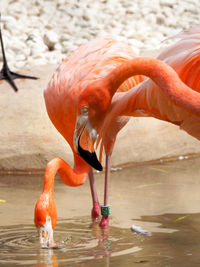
xmin=34 ymin=193 xmax=57 ymax=248
xmin=73 ymin=81 xmax=112 ymax=171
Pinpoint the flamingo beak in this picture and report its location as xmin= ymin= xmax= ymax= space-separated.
xmin=38 ymin=216 xmax=57 ymax=249
xmin=73 ymin=114 xmax=103 ymax=171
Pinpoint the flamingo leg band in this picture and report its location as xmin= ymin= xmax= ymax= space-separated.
xmin=101 ymin=205 xmax=110 ymax=216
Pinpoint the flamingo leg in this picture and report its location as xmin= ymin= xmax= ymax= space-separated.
xmin=88 ymin=167 xmax=100 ymax=220
xmin=0 ymin=14 xmax=38 ymax=92
xmin=99 ymin=154 xmax=111 ymax=228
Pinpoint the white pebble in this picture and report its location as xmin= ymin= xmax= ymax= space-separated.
xmin=16 ymin=54 xmax=26 ymax=61
xmin=14 ymin=61 xmax=25 ymax=69
xmin=160 ymin=0 xmax=177 ymax=6
xmin=43 ymin=31 xmax=59 ymax=51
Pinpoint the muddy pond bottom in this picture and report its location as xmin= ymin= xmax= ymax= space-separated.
xmin=1 ymin=157 xmax=200 ymax=266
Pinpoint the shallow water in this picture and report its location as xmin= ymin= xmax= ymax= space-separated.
xmin=1 ymin=157 xmax=200 ymax=266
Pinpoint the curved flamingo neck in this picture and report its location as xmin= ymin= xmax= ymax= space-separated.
xmin=107 ymin=57 xmax=200 ymax=116
xmin=43 ymin=155 xmax=89 ymax=193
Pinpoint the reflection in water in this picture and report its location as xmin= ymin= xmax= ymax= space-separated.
xmin=0 ymin=218 xmax=144 ymax=267
xmin=1 ymin=157 xmax=200 ymax=266
xmin=35 ymin=249 xmax=58 ymax=267
xmin=0 ymin=213 xmax=200 ymax=266
xmin=2 ymin=212 xmax=200 ymax=267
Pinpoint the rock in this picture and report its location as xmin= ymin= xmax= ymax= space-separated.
xmin=15 ymin=54 xmax=26 ymax=61
xmin=60 ymin=33 xmax=71 ymax=42
xmin=156 ymin=14 xmax=165 ymax=24
xmin=43 ymin=31 xmax=59 ymax=51
xmin=160 ymin=0 xmax=177 ymax=6
xmin=146 ymin=13 xmax=156 ymax=24
xmin=1 ymin=15 xmax=16 ymax=24
xmin=14 ymin=61 xmax=25 ymax=69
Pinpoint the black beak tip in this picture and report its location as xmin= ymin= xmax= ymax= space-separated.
xmin=78 ymin=140 xmax=103 ymax=171
xmin=95 ymin=160 xmax=103 ymax=171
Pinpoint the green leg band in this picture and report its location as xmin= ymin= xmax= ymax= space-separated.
xmin=101 ymin=205 xmax=110 ymax=216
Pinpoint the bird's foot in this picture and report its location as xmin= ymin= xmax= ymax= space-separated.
xmin=99 ymin=215 xmax=109 ymax=228
xmin=0 ymin=64 xmax=38 ymax=92
xmin=99 ymin=205 xmax=110 ymax=227
xmin=99 ymin=205 xmax=110 ymax=228
xmin=91 ymin=202 xmax=100 ymax=220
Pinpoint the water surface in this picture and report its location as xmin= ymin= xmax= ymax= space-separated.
xmin=1 ymin=157 xmax=200 ymax=266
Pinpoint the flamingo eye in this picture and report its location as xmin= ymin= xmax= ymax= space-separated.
xmin=81 ymin=106 xmax=88 ymax=114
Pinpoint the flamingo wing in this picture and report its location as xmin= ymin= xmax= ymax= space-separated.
xmin=159 ymin=25 xmax=200 ymax=92
xmin=44 ymin=37 xmax=142 ymax=150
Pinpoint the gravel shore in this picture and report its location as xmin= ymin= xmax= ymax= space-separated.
xmin=1 ymin=0 xmax=200 ymax=71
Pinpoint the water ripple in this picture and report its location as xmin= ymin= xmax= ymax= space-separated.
xmin=0 ymin=217 xmax=144 ymax=266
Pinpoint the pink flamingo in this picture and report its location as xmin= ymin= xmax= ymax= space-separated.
xmin=34 ymin=37 xmax=142 ymax=247
xmin=100 ymin=26 xmax=200 ymax=144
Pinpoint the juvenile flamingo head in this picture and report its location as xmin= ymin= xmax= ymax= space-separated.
xmin=73 ymin=80 xmax=112 ymax=171
xmin=34 ymin=193 xmax=57 ymax=248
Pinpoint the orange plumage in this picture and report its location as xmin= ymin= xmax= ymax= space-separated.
xmin=34 ymin=37 xmax=142 ymax=245
xmin=100 ymin=26 xmax=200 ymax=149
